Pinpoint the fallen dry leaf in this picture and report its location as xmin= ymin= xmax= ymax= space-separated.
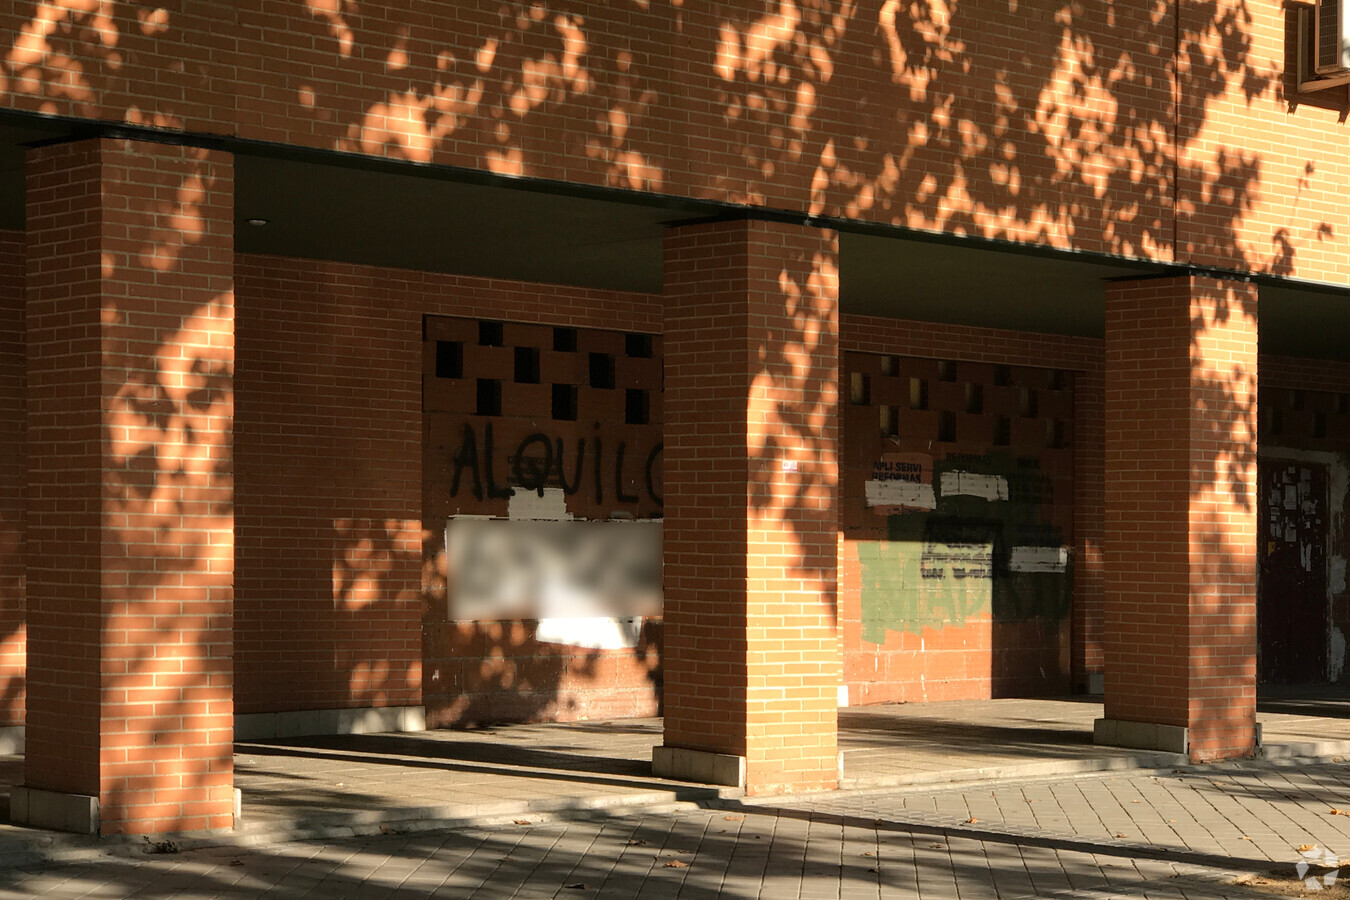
xmin=1332 ymin=809 xmax=1350 ymax=817
xmin=1300 ymin=844 xmax=1319 ymax=853
xmin=966 ymin=817 xmax=978 ymax=824
xmin=513 ymin=819 xmax=531 ymax=826
xmin=1115 ymin=833 xmax=1127 ymax=838
xmin=664 ymin=859 xmax=689 ymax=869
xmin=627 ymin=839 xmax=648 ymax=846
xmin=862 ymin=851 xmax=875 ymax=857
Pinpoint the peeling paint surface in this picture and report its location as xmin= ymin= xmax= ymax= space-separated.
xmin=1010 ymin=546 xmax=1069 ymax=573
xmin=1332 ymin=627 xmax=1347 ymax=683
xmin=939 ymin=470 xmax=1009 ymax=501
xmin=865 ymin=479 xmax=936 ymax=510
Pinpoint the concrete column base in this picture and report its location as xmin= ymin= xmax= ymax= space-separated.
xmin=0 ymin=724 xmax=23 ymax=754
xmin=10 ymin=786 xmax=99 ymax=834
xmin=234 ymin=705 xmax=425 ymax=741
xmin=1094 ymin=718 xmax=1189 ymax=754
xmin=652 ymin=746 xmax=746 ymax=788
xmin=10 ymin=786 xmax=244 ymax=834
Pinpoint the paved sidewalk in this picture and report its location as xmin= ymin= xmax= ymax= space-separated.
xmin=7 ymin=761 xmax=1350 ymax=897
xmin=5 ymin=695 xmax=1350 ymax=878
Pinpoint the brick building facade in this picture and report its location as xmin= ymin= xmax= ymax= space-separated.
xmin=0 ymin=1 xmax=1348 ymax=834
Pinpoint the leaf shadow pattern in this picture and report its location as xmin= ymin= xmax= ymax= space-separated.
xmin=0 ymin=0 xmax=1340 ymax=827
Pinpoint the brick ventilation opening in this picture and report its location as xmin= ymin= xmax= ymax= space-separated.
xmin=422 ymin=315 xmax=663 ymax=728
xmin=839 ymin=352 xmax=1076 ymax=704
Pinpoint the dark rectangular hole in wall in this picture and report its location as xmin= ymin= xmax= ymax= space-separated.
xmin=1048 ymin=369 xmax=1065 ymax=390
xmin=966 ymin=383 xmax=983 ymax=414
xmin=994 ymin=365 xmax=1012 ymax=386
xmin=479 ymin=320 xmax=504 ymax=347
xmin=625 ymin=333 xmax=654 ymax=358
xmin=435 ymin=341 xmax=463 ymax=379
xmin=1293 ymin=389 xmax=1306 ymax=411
xmin=880 ymin=355 xmax=899 ymax=377
xmin=1020 ymin=388 xmax=1039 ymax=417
xmin=880 ymin=406 xmax=899 ymax=436
xmin=1266 ymin=407 xmax=1283 ymax=435
xmin=994 ymin=415 xmax=1011 ymax=446
xmin=1047 ymin=418 xmax=1066 ymax=448
xmin=552 ymin=384 xmax=578 ymax=421
xmin=476 ymin=379 xmax=502 ymax=417
xmin=625 ymin=389 xmax=649 ymax=425
xmin=514 ymin=346 xmax=541 ymax=384
xmin=553 ymin=326 xmax=578 ymax=352
xmin=850 ymin=373 xmax=870 ymax=405
xmin=938 ymin=410 xmax=956 ymax=442
xmin=589 ymin=353 xmax=615 ymax=389
xmin=1315 ymin=411 xmax=1328 ymax=438
xmin=909 ymin=378 xmax=927 ymax=410
xmin=938 ymin=360 xmax=957 ymax=382
xmin=1340 ymin=393 xmax=1349 ymax=414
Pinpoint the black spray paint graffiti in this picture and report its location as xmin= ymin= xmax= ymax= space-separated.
xmin=449 ymin=423 xmax=663 ymax=506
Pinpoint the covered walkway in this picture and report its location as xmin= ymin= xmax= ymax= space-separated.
xmin=4 ymin=697 xmax=1350 ymax=863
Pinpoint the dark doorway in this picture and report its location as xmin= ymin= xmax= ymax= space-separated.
xmin=1258 ymin=460 xmax=1329 ymax=683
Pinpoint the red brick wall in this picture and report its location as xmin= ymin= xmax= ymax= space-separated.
xmin=0 ymin=230 xmax=24 ymax=728
xmin=4 ymin=4 xmax=1346 ymax=285
xmin=840 ymin=316 xmax=1103 ymax=703
xmin=25 ymin=138 xmax=235 ymax=833
xmin=233 ymin=256 xmax=661 ymax=720
xmin=1179 ymin=2 xmax=1350 ymax=284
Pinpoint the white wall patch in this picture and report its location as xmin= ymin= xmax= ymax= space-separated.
xmin=865 ymin=479 xmax=936 ymax=510
xmin=940 ymin=471 xmax=1009 ymax=501
xmin=1009 ymin=546 xmax=1069 ymax=573
xmin=507 ymin=486 xmax=573 ymax=521
xmin=536 ymin=616 xmax=644 ymax=650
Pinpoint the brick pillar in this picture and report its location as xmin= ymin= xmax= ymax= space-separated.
xmin=1096 ymin=275 xmax=1258 ymax=763
xmin=653 ymin=219 xmax=840 ymax=795
xmin=19 ymin=139 xmax=235 ymax=834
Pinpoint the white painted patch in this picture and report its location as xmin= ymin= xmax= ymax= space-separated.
xmin=507 ymin=487 xmax=573 ymax=521
xmin=865 ymin=479 xmax=936 ymax=509
xmin=536 ymin=616 xmax=643 ymax=650
xmin=446 ymin=519 xmax=662 ymax=621
xmin=1332 ymin=556 xmax=1347 ymax=596
xmin=1009 ymin=546 xmax=1069 ymax=573
xmin=940 ymin=471 xmax=1008 ymax=501
xmin=837 ymin=684 xmax=849 ymax=708
xmin=1332 ymin=627 xmax=1347 ymax=683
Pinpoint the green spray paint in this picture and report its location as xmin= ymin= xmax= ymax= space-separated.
xmin=857 ymin=452 xmax=1071 ymax=643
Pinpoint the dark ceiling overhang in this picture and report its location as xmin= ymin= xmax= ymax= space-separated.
xmin=2 ymin=111 xmax=1348 ymax=358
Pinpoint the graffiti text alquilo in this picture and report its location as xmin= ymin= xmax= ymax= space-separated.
xmin=449 ymin=422 xmax=662 ymax=506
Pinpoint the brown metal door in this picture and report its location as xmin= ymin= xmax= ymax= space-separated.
xmin=1258 ymin=460 xmax=1328 ymax=684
